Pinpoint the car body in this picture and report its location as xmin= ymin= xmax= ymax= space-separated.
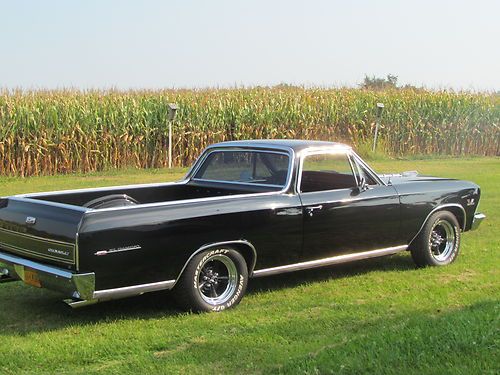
xmin=0 ymin=140 xmax=486 ymax=311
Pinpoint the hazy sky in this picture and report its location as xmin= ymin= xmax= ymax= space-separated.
xmin=1 ymin=0 xmax=499 ymax=90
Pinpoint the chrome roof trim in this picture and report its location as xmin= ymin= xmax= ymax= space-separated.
xmin=295 ymin=144 xmax=352 ymax=158
xmin=208 ymin=140 xmax=350 ymax=152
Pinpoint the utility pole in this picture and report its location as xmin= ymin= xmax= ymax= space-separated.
xmin=372 ymin=102 xmax=384 ymax=153
xmin=167 ymin=103 xmax=178 ymax=169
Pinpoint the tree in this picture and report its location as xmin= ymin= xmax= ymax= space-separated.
xmin=361 ymin=74 xmax=398 ymax=90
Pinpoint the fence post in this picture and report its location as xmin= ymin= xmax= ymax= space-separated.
xmin=167 ymin=103 xmax=178 ymax=169
xmin=372 ymin=102 xmax=384 ymax=153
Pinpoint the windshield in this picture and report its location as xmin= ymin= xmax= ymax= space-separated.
xmin=194 ymin=150 xmax=290 ymax=187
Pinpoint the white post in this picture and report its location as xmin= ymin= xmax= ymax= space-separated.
xmin=168 ymin=121 xmax=172 ymax=169
xmin=167 ymin=103 xmax=178 ymax=169
xmin=372 ymin=102 xmax=384 ymax=153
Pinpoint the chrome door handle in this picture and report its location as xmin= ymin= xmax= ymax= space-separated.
xmin=305 ymin=205 xmax=323 ymax=216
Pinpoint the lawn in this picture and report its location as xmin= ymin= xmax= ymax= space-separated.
xmin=0 ymin=158 xmax=498 ymax=374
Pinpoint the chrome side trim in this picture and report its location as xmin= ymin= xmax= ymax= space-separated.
xmin=88 ymin=190 xmax=285 ymax=213
xmin=0 ymin=226 xmax=74 ymax=247
xmin=94 ymin=245 xmax=142 ymax=256
xmin=408 ymin=203 xmax=467 ymax=245
xmin=75 ymin=218 xmax=84 ymax=271
xmin=0 ymin=227 xmax=76 ymax=265
xmin=8 ymin=196 xmax=89 ymax=212
xmin=92 ymin=279 xmax=176 ymax=301
xmin=19 ymin=180 xmax=189 ymax=199
xmin=64 ymin=298 xmax=99 ymax=308
xmin=192 ymin=178 xmax=284 ymax=189
xmin=172 ymin=240 xmax=258 ymax=287
xmin=251 ymin=245 xmax=408 ymax=277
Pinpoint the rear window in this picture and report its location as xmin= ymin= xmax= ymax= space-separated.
xmin=194 ymin=150 xmax=290 ymax=187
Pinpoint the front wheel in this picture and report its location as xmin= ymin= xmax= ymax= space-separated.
xmin=173 ymin=248 xmax=248 ymax=312
xmin=410 ymin=210 xmax=461 ymax=267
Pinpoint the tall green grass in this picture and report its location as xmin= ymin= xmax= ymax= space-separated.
xmin=0 ymin=88 xmax=498 ymax=176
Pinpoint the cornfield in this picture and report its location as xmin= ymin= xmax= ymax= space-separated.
xmin=0 ymin=88 xmax=498 ymax=177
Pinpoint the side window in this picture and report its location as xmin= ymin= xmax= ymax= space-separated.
xmin=300 ymin=152 xmax=357 ymax=193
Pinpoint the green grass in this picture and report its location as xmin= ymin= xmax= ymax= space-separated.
xmin=0 ymin=158 xmax=498 ymax=374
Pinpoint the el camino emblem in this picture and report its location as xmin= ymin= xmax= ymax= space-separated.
xmin=47 ymin=248 xmax=70 ymax=256
xmin=25 ymin=216 xmax=37 ymax=225
xmin=94 ymin=245 xmax=142 ymax=256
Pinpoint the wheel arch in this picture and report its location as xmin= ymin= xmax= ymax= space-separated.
xmin=409 ymin=203 xmax=466 ymax=247
xmin=173 ymin=240 xmax=257 ymax=287
xmin=445 ymin=205 xmax=466 ymax=231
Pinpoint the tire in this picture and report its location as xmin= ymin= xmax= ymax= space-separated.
xmin=83 ymin=194 xmax=139 ymax=209
xmin=410 ymin=210 xmax=461 ymax=267
xmin=173 ymin=248 xmax=248 ymax=312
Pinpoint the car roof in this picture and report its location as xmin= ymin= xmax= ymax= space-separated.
xmin=209 ymin=139 xmax=351 ymax=153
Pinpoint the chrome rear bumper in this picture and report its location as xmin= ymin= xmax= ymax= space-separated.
xmin=0 ymin=251 xmax=95 ymax=300
xmin=0 ymin=250 xmax=176 ymax=308
xmin=471 ymin=212 xmax=486 ymax=231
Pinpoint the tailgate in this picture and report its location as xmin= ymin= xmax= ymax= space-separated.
xmin=0 ymin=197 xmax=87 ymax=269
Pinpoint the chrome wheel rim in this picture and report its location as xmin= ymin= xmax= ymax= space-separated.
xmin=429 ymin=219 xmax=456 ymax=262
xmin=198 ymin=254 xmax=238 ymax=305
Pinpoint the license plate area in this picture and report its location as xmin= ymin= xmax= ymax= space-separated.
xmin=24 ymin=268 xmax=41 ymax=288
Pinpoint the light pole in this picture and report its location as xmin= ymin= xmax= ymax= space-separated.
xmin=167 ymin=103 xmax=178 ymax=169
xmin=372 ymin=102 xmax=384 ymax=153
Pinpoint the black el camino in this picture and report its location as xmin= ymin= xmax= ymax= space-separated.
xmin=0 ymin=140 xmax=486 ymax=312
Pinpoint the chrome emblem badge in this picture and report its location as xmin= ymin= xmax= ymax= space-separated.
xmin=466 ymin=198 xmax=475 ymax=206
xmin=25 ymin=216 xmax=37 ymax=225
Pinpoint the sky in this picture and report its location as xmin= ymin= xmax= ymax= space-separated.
xmin=0 ymin=0 xmax=499 ymax=91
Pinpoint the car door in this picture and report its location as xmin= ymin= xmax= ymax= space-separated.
xmin=299 ymin=149 xmax=401 ymax=261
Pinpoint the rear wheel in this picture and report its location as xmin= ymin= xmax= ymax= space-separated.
xmin=174 ymin=248 xmax=248 ymax=312
xmin=410 ymin=210 xmax=461 ymax=267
